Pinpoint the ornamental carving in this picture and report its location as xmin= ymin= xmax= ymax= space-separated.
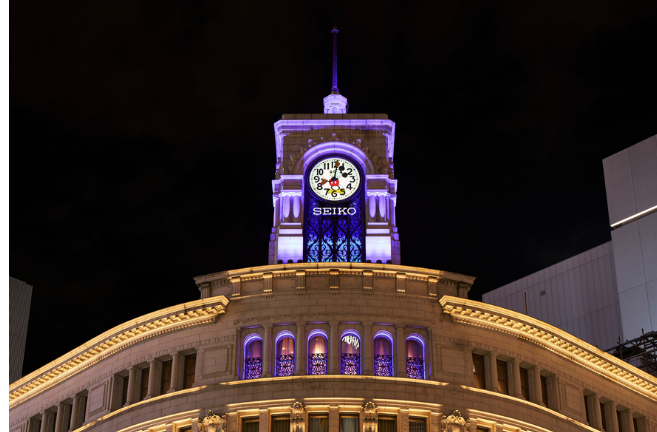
xmin=363 ymin=401 xmax=377 ymax=432
xmin=441 ymin=410 xmax=467 ymax=432
xmin=276 ymin=132 xmax=392 ymax=177
xmin=199 ymin=410 xmax=226 ymax=432
xmin=291 ymin=401 xmax=306 ymax=432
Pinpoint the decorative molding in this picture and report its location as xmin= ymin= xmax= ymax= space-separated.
xmin=296 ymin=271 xmax=306 ymax=290
xmin=291 ymin=401 xmax=305 ymax=432
xmin=442 ymin=410 xmax=467 ymax=432
xmin=330 ymin=270 xmax=340 ymax=290
xmin=395 ymin=273 xmax=406 ymax=293
xmin=263 ymin=273 xmax=273 ymax=293
xmin=439 ymin=296 xmax=657 ymax=402
xmin=427 ymin=277 xmax=438 ymax=297
xmin=231 ymin=277 xmax=241 ymax=297
xmin=9 ymin=297 xmax=229 ymax=409
xmin=363 ymin=401 xmax=377 ymax=432
xmin=363 ymin=271 xmax=373 ymax=290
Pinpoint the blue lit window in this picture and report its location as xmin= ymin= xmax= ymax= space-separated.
xmin=243 ymin=334 xmax=263 ymax=380
xmin=341 ymin=330 xmax=361 ymax=375
xmin=406 ymin=334 xmax=425 ymax=379
xmin=373 ymin=331 xmax=394 ymax=377
xmin=275 ymin=331 xmax=295 ymax=377
xmin=308 ymin=330 xmax=328 ymax=375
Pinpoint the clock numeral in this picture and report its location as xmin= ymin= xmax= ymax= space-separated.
xmin=316 ymin=169 xmax=324 ymax=175
xmin=313 ymin=175 xmax=320 ymax=182
xmin=347 ymin=183 xmax=352 ymax=190
xmin=350 ymin=176 xmax=356 ymax=183
xmin=323 ymin=162 xmax=330 ymax=170
xmin=316 ymin=183 xmax=323 ymax=190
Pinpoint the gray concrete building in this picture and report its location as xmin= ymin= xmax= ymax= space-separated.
xmin=10 ymin=277 xmax=33 ymax=383
xmin=483 ymin=134 xmax=657 ymax=351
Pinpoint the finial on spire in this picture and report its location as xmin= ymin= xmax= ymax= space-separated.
xmin=331 ymin=26 xmax=339 ymax=94
xmin=323 ymin=26 xmax=348 ymax=114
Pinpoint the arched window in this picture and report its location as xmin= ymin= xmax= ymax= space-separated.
xmin=243 ymin=334 xmax=263 ymax=379
xmin=341 ymin=330 xmax=361 ymax=375
xmin=308 ymin=330 xmax=328 ymax=375
xmin=373 ymin=330 xmax=393 ymax=377
xmin=275 ymin=331 xmax=295 ymax=377
xmin=406 ymin=334 xmax=425 ymax=379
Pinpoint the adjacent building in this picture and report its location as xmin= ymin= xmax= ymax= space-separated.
xmin=10 ymin=276 xmax=33 ymax=383
xmin=483 ymin=135 xmax=657 ymax=354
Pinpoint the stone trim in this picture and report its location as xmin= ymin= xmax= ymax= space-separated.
xmin=439 ymin=296 xmax=657 ymax=402
xmin=9 ymin=297 xmax=230 ymax=408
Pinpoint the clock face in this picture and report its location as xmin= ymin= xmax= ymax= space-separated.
xmin=308 ymin=157 xmax=361 ymax=201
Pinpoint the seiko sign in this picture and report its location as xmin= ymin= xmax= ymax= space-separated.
xmin=312 ymin=207 xmax=357 ymax=216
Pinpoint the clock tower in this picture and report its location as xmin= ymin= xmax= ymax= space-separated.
xmin=268 ymin=28 xmax=400 ymax=264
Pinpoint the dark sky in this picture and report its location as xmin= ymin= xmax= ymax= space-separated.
xmin=10 ymin=1 xmax=657 ymax=377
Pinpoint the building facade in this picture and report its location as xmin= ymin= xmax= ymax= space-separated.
xmin=483 ymin=134 xmax=657 ymax=352
xmin=9 ymin=38 xmax=657 ymax=432
xmin=10 ymin=276 xmax=33 ymax=383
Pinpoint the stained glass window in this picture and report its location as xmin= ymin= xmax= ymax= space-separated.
xmin=304 ymin=157 xmax=365 ymax=263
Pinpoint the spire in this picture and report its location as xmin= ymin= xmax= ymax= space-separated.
xmin=331 ymin=26 xmax=339 ymax=94
xmin=323 ymin=26 xmax=348 ymax=114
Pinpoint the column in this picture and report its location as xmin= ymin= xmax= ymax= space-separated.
xmin=329 ymin=321 xmax=339 ymax=374
xmin=263 ymin=323 xmax=273 ymax=377
xmin=53 ymin=403 xmax=65 ymax=432
xmin=626 ymin=410 xmax=636 ymax=432
xmin=169 ymin=352 xmax=182 ymax=392
xmin=125 ymin=366 xmax=138 ymax=405
xmin=39 ymin=412 xmax=51 ymax=432
xmin=362 ymin=322 xmax=373 ymax=375
xmin=486 ymin=352 xmax=498 ymax=392
xmin=610 ymin=402 xmax=619 ymax=432
xmin=259 ymin=409 xmax=269 ymax=432
xmin=426 ymin=328 xmax=434 ymax=379
xmin=512 ymin=359 xmax=522 ymax=398
xmin=396 ymin=325 xmax=405 ymax=377
xmin=69 ymin=395 xmax=81 ymax=431
xmin=295 ymin=322 xmax=306 ymax=375
xmin=146 ymin=358 xmax=159 ymax=398
xmin=329 ymin=407 xmax=340 ymax=432
xmin=532 ymin=366 xmax=544 ymax=405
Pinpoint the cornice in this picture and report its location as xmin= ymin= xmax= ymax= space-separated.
xmin=439 ymin=296 xmax=657 ymax=402
xmin=9 ymin=296 xmax=230 ymax=409
xmin=194 ymin=263 xmax=475 ymax=288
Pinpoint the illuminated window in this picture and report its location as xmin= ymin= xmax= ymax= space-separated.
xmin=244 ymin=335 xmax=263 ymax=379
xmin=139 ymin=368 xmax=149 ymax=401
xmin=272 ymin=416 xmax=290 ymax=432
xmin=160 ymin=360 xmax=172 ymax=394
xmin=378 ymin=416 xmax=396 ymax=432
xmin=308 ymin=330 xmax=328 ymax=375
xmin=519 ymin=367 xmax=529 ymax=399
xmin=243 ymin=418 xmax=259 ymax=432
xmin=406 ymin=334 xmax=425 ymax=379
xmin=472 ymin=354 xmax=485 ymax=389
xmin=309 ymin=415 xmax=328 ymax=432
xmin=275 ymin=331 xmax=295 ymax=377
xmin=496 ymin=360 xmax=508 ymax=394
xmin=340 ymin=415 xmax=359 ymax=432
xmin=373 ymin=331 xmax=393 ymax=377
xmin=409 ymin=418 xmax=425 ymax=432
xmin=341 ymin=330 xmax=361 ymax=375
xmin=183 ymin=354 xmax=196 ymax=389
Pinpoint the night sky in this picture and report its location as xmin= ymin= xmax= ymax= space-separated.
xmin=10 ymin=1 xmax=657 ymax=377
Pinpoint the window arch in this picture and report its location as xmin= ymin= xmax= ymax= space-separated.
xmin=406 ymin=334 xmax=425 ymax=379
xmin=373 ymin=330 xmax=394 ymax=377
xmin=275 ymin=331 xmax=295 ymax=377
xmin=341 ymin=329 xmax=361 ymax=375
xmin=307 ymin=329 xmax=328 ymax=375
xmin=243 ymin=334 xmax=263 ymax=379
